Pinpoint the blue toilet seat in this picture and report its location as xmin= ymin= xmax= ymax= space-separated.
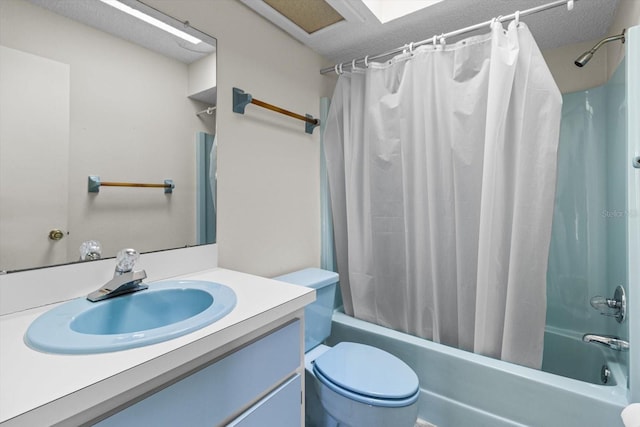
xmin=312 ymin=342 xmax=420 ymax=408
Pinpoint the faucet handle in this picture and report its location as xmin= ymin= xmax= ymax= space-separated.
xmin=590 ymin=295 xmax=617 ymax=310
xmin=115 ymin=248 xmax=139 ymax=274
xmin=79 ymin=240 xmax=102 ymax=261
xmin=589 ymin=285 xmax=626 ymax=323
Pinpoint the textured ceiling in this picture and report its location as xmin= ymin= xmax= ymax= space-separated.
xmin=240 ymin=0 xmax=621 ymax=65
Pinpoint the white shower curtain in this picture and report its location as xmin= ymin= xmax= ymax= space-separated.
xmin=323 ymin=21 xmax=562 ymax=369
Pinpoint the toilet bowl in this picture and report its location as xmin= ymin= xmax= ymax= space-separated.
xmin=275 ymin=268 xmax=419 ymax=427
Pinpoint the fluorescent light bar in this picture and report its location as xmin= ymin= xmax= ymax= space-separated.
xmin=99 ymin=0 xmax=202 ymax=44
xmin=362 ymin=0 xmax=444 ymax=24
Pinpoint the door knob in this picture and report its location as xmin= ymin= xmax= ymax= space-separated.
xmin=48 ymin=229 xmax=65 ymax=241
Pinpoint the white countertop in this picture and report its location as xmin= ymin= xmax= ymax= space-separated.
xmin=0 ymin=268 xmax=314 ymax=425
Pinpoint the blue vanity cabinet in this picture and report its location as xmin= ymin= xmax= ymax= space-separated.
xmin=227 ymin=374 xmax=301 ymax=427
xmin=95 ymin=320 xmax=302 ymax=427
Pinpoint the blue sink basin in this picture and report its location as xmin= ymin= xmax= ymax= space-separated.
xmin=25 ymin=280 xmax=236 ymax=354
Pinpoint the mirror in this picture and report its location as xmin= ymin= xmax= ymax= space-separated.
xmin=0 ymin=0 xmax=217 ymax=272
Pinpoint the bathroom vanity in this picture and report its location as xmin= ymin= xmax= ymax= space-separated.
xmin=95 ymin=321 xmax=302 ymax=426
xmin=0 ymin=247 xmax=314 ymax=426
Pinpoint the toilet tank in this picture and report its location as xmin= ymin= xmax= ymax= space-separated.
xmin=274 ymin=268 xmax=338 ymax=352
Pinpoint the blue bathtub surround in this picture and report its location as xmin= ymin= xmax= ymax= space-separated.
xmin=626 ymin=25 xmax=640 ymax=405
xmin=546 ymin=59 xmax=629 ymax=379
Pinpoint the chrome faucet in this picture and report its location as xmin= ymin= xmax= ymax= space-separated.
xmin=582 ymin=334 xmax=629 ymax=352
xmin=87 ymin=248 xmax=148 ymax=302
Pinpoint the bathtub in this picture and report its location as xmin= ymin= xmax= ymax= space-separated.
xmin=326 ymin=312 xmax=629 ymax=427
xmin=542 ymin=326 xmax=625 ymax=386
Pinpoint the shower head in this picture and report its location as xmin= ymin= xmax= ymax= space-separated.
xmin=574 ymin=29 xmax=626 ymax=67
xmin=574 ymin=51 xmax=594 ymax=67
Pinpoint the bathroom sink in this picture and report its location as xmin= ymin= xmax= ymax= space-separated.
xmin=25 ymin=280 xmax=236 ymax=354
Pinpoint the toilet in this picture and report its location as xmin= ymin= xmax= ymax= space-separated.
xmin=275 ymin=268 xmax=419 ymax=427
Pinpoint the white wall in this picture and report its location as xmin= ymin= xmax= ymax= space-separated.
xmin=145 ymin=0 xmax=335 ymax=277
xmin=188 ymin=52 xmax=217 ymax=99
xmin=607 ymin=0 xmax=640 ymax=78
xmin=543 ymin=0 xmax=640 ymax=93
xmin=0 ymin=0 xmax=214 ymax=266
xmin=543 ymin=39 xmax=609 ymax=93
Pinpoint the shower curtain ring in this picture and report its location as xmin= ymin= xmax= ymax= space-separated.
xmin=364 ymin=55 xmax=369 ymax=67
xmin=567 ymin=0 xmax=574 ymax=11
xmin=514 ymin=10 xmax=520 ymax=27
xmin=439 ymin=34 xmax=446 ymax=45
xmin=491 ymin=16 xmax=503 ymax=30
xmin=338 ymin=63 xmax=343 ymax=74
xmin=352 ymin=59 xmax=357 ymax=70
xmin=409 ymin=42 xmax=414 ymax=53
xmin=334 ymin=64 xmax=339 ymax=75
xmin=432 ymin=35 xmax=438 ymax=46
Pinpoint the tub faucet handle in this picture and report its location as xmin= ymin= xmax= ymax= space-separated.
xmin=589 ymin=285 xmax=626 ymax=323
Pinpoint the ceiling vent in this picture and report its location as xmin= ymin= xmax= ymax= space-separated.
xmin=263 ymin=0 xmax=344 ymax=34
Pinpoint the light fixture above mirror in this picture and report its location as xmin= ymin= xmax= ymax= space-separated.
xmin=98 ymin=0 xmax=203 ymax=44
xmin=28 ymin=0 xmax=215 ymax=64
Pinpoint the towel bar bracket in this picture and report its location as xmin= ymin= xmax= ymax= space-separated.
xmin=232 ymin=87 xmax=252 ymax=114
xmin=306 ymin=114 xmax=320 ymax=134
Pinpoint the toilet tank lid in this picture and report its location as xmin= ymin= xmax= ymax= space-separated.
xmin=274 ymin=268 xmax=338 ymax=290
xmin=313 ymin=342 xmax=419 ymax=400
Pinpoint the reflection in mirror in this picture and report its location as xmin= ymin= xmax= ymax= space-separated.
xmin=0 ymin=0 xmax=217 ymax=272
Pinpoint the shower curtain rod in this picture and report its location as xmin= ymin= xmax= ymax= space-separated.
xmin=319 ymin=0 xmax=577 ymax=75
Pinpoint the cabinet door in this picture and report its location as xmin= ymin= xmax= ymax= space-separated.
xmin=228 ymin=374 xmax=301 ymax=427
xmin=95 ymin=321 xmax=300 ymax=427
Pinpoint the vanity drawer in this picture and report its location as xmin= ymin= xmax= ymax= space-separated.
xmin=96 ymin=320 xmax=301 ymax=427
xmin=227 ymin=374 xmax=301 ymax=427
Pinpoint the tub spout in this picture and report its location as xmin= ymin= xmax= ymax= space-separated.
xmin=582 ymin=334 xmax=629 ymax=352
